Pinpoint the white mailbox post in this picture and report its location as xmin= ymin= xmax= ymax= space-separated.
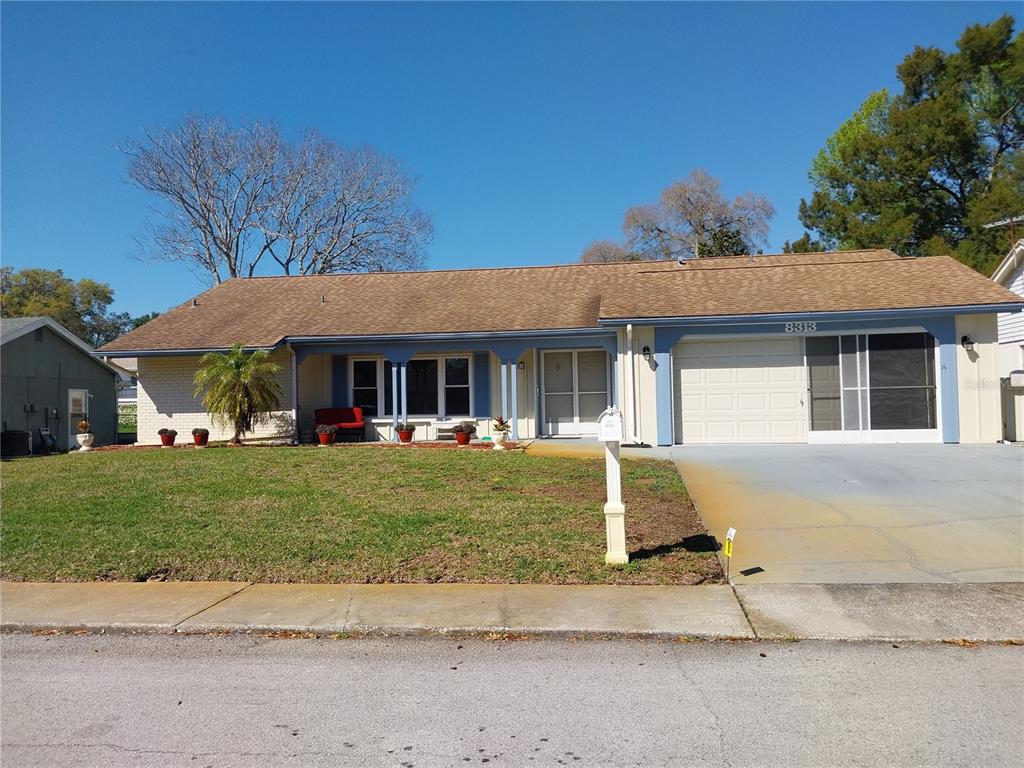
xmin=597 ymin=407 xmax=628 ymax=565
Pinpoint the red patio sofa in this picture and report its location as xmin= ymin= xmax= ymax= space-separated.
xmin=314 ymin=407 xmax=366 ymax=442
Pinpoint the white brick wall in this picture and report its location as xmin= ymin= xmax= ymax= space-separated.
xmin=136 ymin=350 xmax=295 ymax=445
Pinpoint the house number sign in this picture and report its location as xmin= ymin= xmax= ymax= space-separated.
xmin=784 ymin=322 xmax=817 ymax=333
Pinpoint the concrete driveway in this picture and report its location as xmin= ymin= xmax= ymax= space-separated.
xmin=673 ymin=444 xmax=1024 ymax=584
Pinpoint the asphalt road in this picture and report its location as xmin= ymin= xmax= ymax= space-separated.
xmin=2 ymin=633 xmax=1022 ymax=768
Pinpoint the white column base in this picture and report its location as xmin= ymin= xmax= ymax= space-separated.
xmin=604 ymin=501 xmax=628 ymax=565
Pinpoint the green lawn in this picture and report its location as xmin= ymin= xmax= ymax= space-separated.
xmin=0 ymin=446 xmax=721 ymax=585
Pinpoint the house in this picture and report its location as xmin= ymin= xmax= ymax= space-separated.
xmin=97 ymin=250 xmax=1023 ymax=447
xmin=1 ymin=316 xmax=119 ymax=454
xmin=991 ymin=238 xmax=1024 ymax=440
xmin=106 ymin=356 xmax=139 ymax=405
xmin=992 ymin=239 xmax=1024 ymax=373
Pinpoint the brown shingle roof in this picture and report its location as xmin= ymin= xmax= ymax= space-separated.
xmin=99 ymin=250 xmax=1022 ymax=353
xmin=599 ymin=251 xmax=1022 ymax=319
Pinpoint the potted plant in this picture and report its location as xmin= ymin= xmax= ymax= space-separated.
xmin=316 ymin=424 xmax=337 ymax=446
xmin=75 ymin=419 xmax=95 ymax=452
xmin=396 ymin=423 xmax=416 ymax=443
xmin=158 ymin=428 xmax=177 ymax=447
xmin=192 ymin=427 xmax=210 ymax=447
xmin=492 ymin=416 xmax=511 ymax=450
xmin=452 ymin=422 xmax=476 ymax=446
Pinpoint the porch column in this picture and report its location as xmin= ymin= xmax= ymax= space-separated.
xmin=500 ymin=361 xmax=509 ymax=420
xmin=288 ymin=345 xmax=298 ymax=443
xmin=391 ymin=363 xmax=400 ymax=440
xmin=654 ymin=327 xmax=682 ymax=446
xmin=928 ymin=315 xmax=960 ymax=444
xmin=400 ymin=362 xmax=408 ymax=428
xmin=509 ymin=359 xmax=519 ymax=441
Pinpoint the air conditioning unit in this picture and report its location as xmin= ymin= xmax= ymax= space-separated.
xmin=0 ymin=430 xmax=32 ymax=458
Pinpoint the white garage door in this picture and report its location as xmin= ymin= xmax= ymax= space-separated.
xmin=673 ymin=337 xmax=807 ymax=444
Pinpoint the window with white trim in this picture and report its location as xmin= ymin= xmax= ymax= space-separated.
xmin=351 ymin=359 xmax=379 ymax=417
xmin=351 ymin=356 xmax=473 ymax=418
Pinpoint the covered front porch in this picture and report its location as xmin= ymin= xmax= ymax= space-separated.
xmin=288 ymin=331 xmax=621 ymax=443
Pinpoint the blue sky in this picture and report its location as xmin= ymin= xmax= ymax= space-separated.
xmin=2 ymin=2 xmax=1019 ymax=317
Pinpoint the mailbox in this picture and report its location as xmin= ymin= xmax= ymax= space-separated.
xmin=597 ymin=407 xmax=623 ymax=443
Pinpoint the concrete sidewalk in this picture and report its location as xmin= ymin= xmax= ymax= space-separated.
xmin=0 ymin=582 xmax=752 ymax=639
xmin=3 ymin=581 xmax=1022 ymax=642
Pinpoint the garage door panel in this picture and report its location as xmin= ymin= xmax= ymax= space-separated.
xmin=766 ymin=338 xmax=803 ymax=356
xmin=737 ymin=421 xmax=771 ymax=440
xmin=674 ymin=338 xmax=807 ymax=444
xmin=705 ymin=393 xmax=735 ymax=412
xmin=737 ymin=393 xmax=768 ymax=411
xmin=771 ymin=420 xmax=804 ymax=439
xmin=770 ymin=392 xmax=801 ymax=409
xmin=705 ymin=368 xmax=737 ymax=385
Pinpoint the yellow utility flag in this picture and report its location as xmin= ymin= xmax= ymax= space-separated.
xmin=724 ymin=527 xmax=736 ymax=558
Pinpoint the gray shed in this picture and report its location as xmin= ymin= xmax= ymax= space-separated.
xmin=1 ymin=317 xmax=119 ymax=454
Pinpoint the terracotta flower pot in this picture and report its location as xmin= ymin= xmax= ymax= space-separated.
xmin=454 ymin=431 xmax=471 ymax=446
xmin=318 ymin=431 xmax=334 ymax=446
xmin=193 ymin=433 xmax=209 ymax=447
xmin=397 ymin=430 xmax=414 ymax=443
xmin=160 ymin=434 xmax=176 ymax=447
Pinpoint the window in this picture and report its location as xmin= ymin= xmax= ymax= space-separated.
xmin=351 ymin=360 xmax=379 ymax=417
xmin=444 ymin=358 xmax=471 ymax=417
xmin=406 ymin=359 xmax=439 ymax=415
xmin=353 ymin=356 xmax=472 ymax=418
xmin=804 ymin=332 xmax=937 ymax=432
xmin=806 ymin=336 xmax=841 ymax=431
xmin=868 ymin=332 xmax=936 ymax=430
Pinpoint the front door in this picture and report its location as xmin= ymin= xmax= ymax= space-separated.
xmin=541 ymin=350 xmax=609 ymax=436
xmin=68 ymin=388 xmax=88 ymax=448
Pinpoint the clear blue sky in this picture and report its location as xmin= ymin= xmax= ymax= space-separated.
xmin=2 ymin=2 xmax=1019 ymax=317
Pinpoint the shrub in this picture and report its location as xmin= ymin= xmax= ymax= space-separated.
xmin=191 ymin=428 xmax=210 ymax=437
xmin=158 ymin=428 xmax=178 ymax=437
xmin=316 ymin=424 xmax=338 ymax=435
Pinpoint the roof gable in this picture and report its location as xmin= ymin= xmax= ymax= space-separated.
xmin=1 ymin=316 xmax=121 ymax=376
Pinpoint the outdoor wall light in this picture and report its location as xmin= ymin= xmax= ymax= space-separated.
xmin=642 ymin=345 xmax=652 ymax=361
xmin=960 ymin=335 xmax=975 ymax=353
xmin=517 ymin=361 xmax=525 ymax=370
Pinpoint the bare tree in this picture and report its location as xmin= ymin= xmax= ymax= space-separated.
xmin=579 ymin=240 xmax=637 ymax=264
xmin=260 ymin=135 xmax=431 ymax=275
xmin=123 ymin=114 xmax=431 ymax=282
xmin=580 ymin=170 xmax=775 ymax=262
xmin=625 ymin=170 xmax=774 ymax=259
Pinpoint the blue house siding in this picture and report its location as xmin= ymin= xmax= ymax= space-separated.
xmin=473 ymin=351 xmax=490 ymax=416
xmin=331 ymin=354 xmax=348 ymax=408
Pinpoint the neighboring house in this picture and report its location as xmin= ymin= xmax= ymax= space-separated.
xmin=1 ymin=316 xmax=119 ymax=453
xmin=98 ymin=250 xmax=1023 ymax=447
xmin=992 ymin=239 xmax=1024 ymax=373
xmin=991 ymin=239 xmax=1024 ymax=441
xmin=106 ymin=356 xmax=139 ymax=404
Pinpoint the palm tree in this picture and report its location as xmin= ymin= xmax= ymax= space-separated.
xmin=193 ymin=344 xmax=282 ymax=444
